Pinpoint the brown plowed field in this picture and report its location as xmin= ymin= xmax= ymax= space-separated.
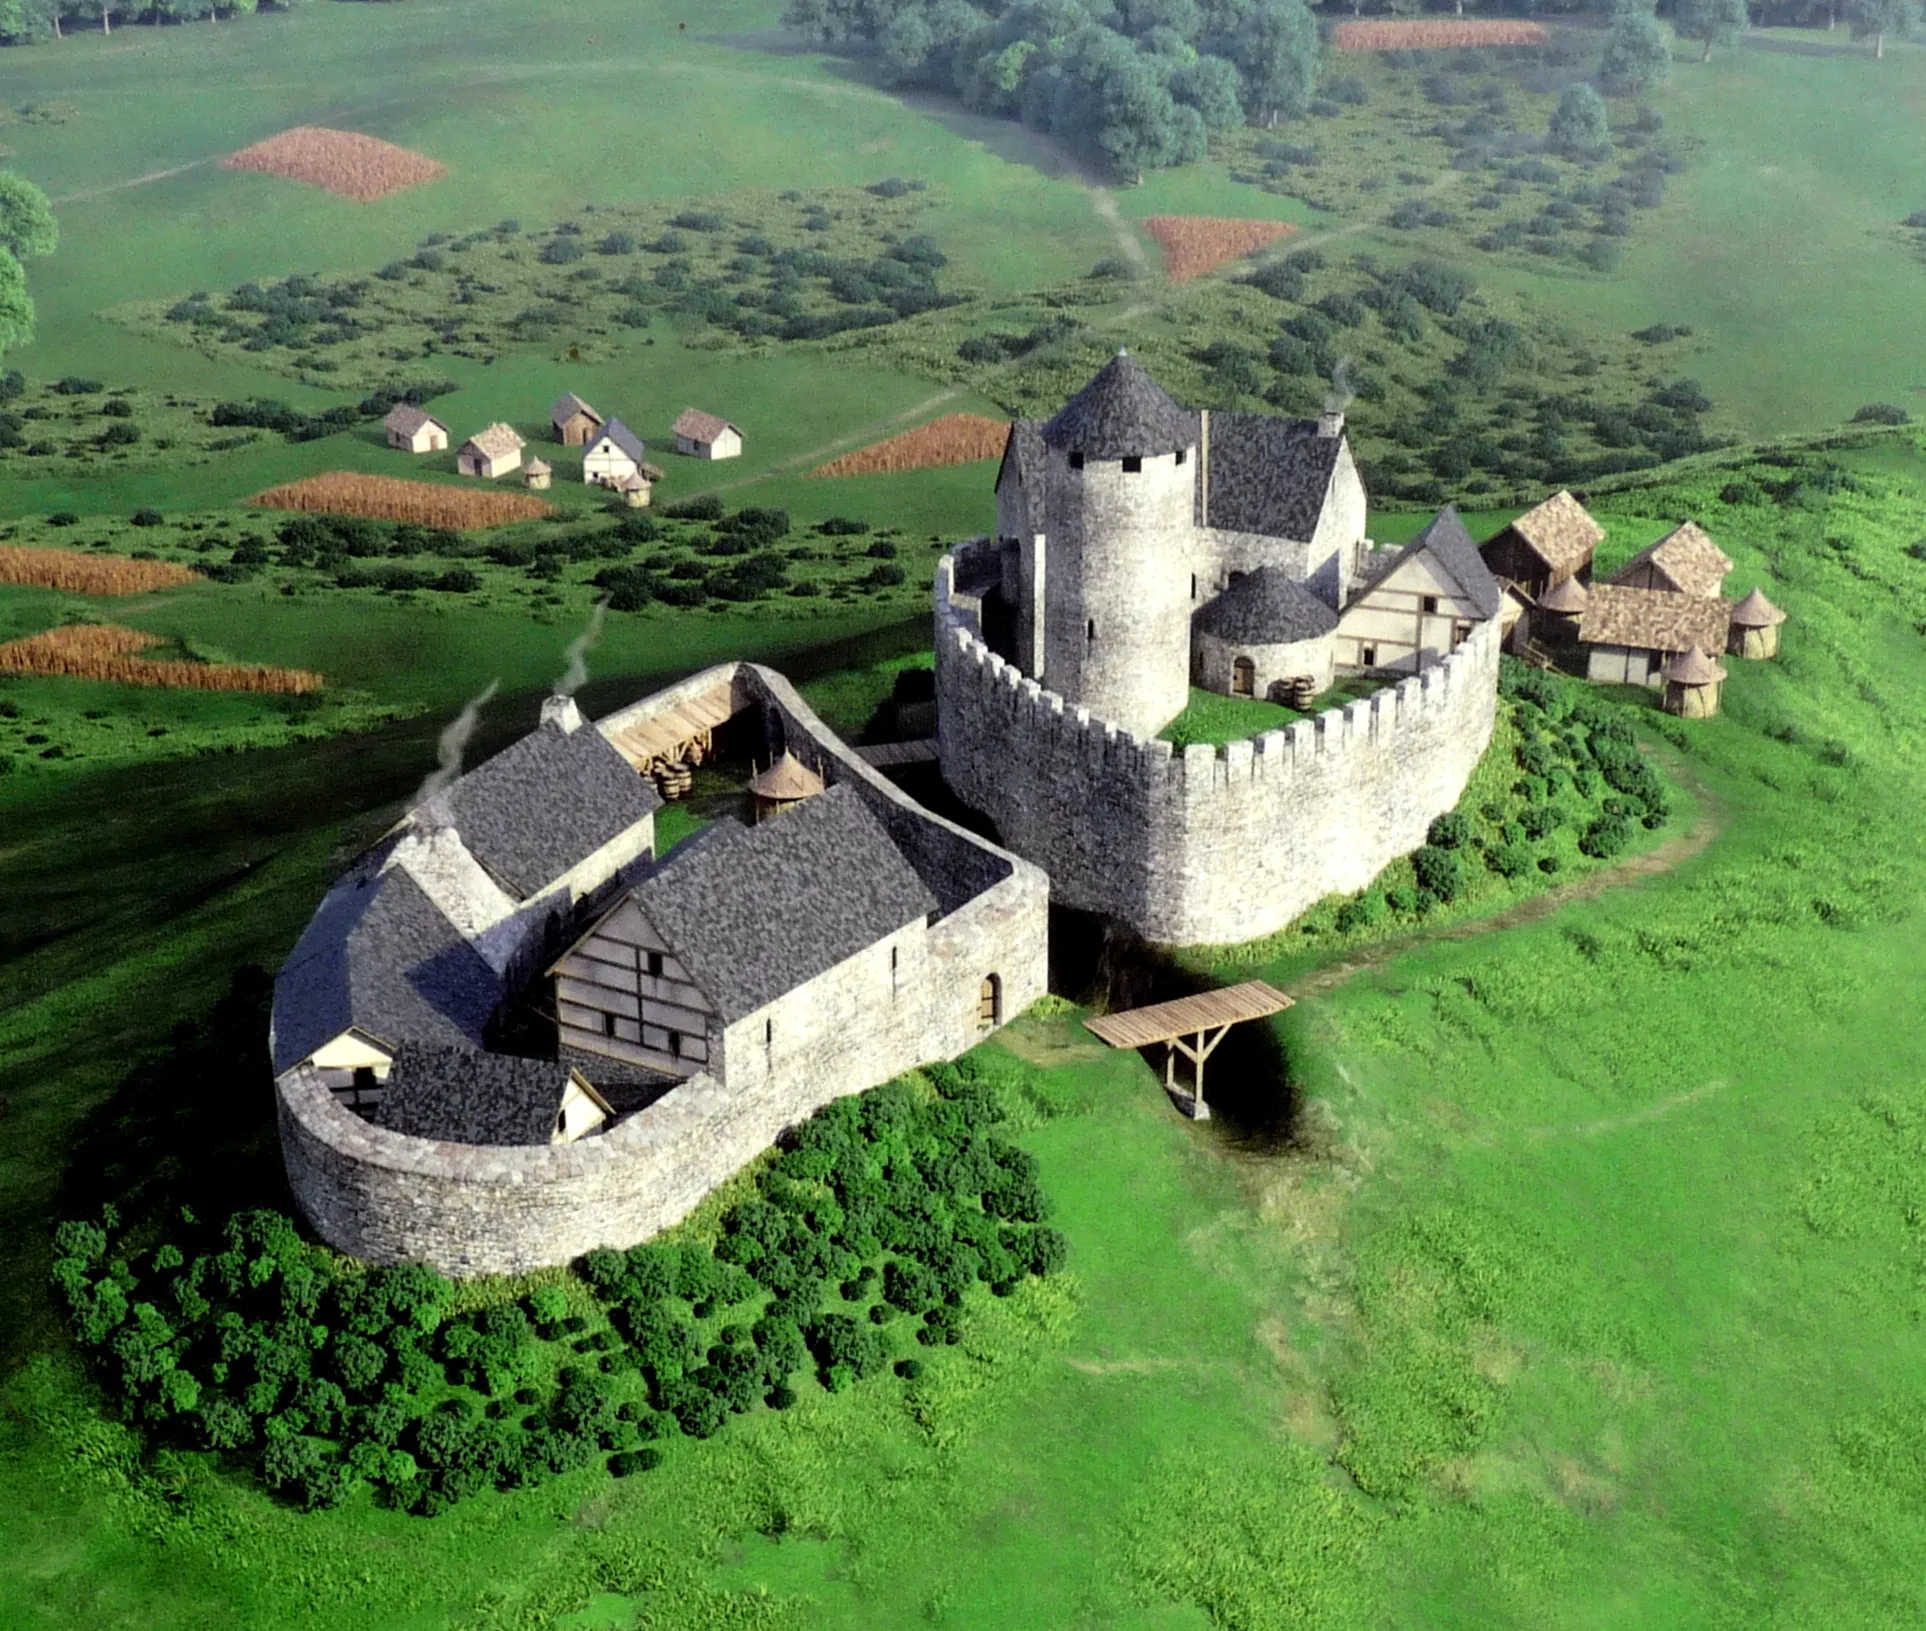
xmin=251 ymin=472 xmax=554 ymax=528
xmin=0 ymin=546 xmax=200 ymax=596
xmin=809 ymin=414 xmax=1011 ymax=477
xmin=221 ymin=127 xmax=448 ymax=202
xmin=0 ymin=624 xmax=323 ymax=692
xmin=1333 ymin=18 xmax=1547 ymax=48
xmin=1142 ymin=216 xmax=1296 ymax=283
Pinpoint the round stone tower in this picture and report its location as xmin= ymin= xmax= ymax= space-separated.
xmin=1039 ymin=352 xmax=1198 ymax=740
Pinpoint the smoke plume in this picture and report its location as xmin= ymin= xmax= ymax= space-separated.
xmin=414 ymin=680 xmax=499 ymax=807
xmin=1325 ymin=354 xmax=1356 ymax=417
xmin=555 ymin=600 xmax=608 ymax=699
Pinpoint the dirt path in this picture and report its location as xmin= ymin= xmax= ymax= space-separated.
xmin=52 ymin=159 xmax=213 ymax=205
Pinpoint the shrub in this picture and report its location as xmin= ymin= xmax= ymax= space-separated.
xmin=1411 ymin=844 xmax=1465 ymax=902
xmin=1579 ymin=814 xmax=1630 ymax=859
xmin=1427 ymin=811 xmax=1471 ymax=849
xmin=1850 ymin=403 xmax=1911 ymax=426
xmin=1334 ymin=893 xmax=1385 ymax=933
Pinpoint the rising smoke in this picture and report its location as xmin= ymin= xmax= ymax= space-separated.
xmin=1325 ymin=354 xmax=1356 ymax=417
xmin=414 ymin=680 xmax=499 ymax=808
xmin=555 ymin=600 xmax=609 ymax=698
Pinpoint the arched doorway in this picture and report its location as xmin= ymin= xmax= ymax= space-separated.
xmin=1230 ymin=656 xmax=1255 ymax=697
xmin=978 ymin=974 xmax=1002 ymax=1029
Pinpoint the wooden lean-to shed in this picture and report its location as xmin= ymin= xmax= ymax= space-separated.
xmin=384 ymin=404 xmax=450 ymax=455
xmin=1479 ymin=490 xmax=1605 ymax=603
xmin=550 ymin=393 xmax=605 ymax=448
xmin=1727 ymin=587 xmax=1786 ymax=659
xmin=1610 ymin=521 xmax=1733 ymax=598
xmin=1660 ymin=646 xmax=1727 ymax=719
xmin=673 ymin=408 xmax=742 ymax=461
xmin=457 ymin=422 xmax=526 ymax=479
xmin=1577 ymin=585 xmax=1732 ymax=687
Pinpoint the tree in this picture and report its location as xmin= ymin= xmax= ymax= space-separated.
xmin=1675 ymin=0 xmax=1750 ymax=60
xmin=1845 ymin=0 xmax=1919 ymax=54
xmin=0 ymin=251 xmax=34 ymax=359
xmin=1218 ymin=0 xmax=1318 ymax=127
xmin=1547 ymin=82 xmax=1611 ymax=158
xmin=1166 ymin=52 xmax=1244 ymax=130
xmin=1599 ymin=11 xmax=1672 ymax=92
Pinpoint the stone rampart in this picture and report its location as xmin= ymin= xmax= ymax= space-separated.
xmin=936 ymin=539 xmax=1501 ymax=945
xmin=277 ymin=662 xmax=1048 ymax=1277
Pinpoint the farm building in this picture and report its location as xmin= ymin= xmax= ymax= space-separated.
xmin=384 ymin=404 xmax=450 ymax=454
xmin=550 ymin=393 xmax=605 ymax=447
xmin=524 ymin=458 xmax=552 ymax=491
xmin=1478 ymin=490 xmax=1604 ymax=603
xmin=674 ymin=408 xmax=743 ymax=460
xmin=1660 ymin=646 xmax=1728 ymax=719
xmin=1193 ymin=566 xmax=1339 ymax=699
xmin=583 ymin=419 xmax=647 ymax=488
xmin=458 ymin=423 xmax=526 ymax=479
xmin=1577 ymin=584 xmax=1733 ymax=686
xmin=1728 ymin=587 xmax=1787 ymax=659
xmin=1333 ymin=508 xmax=1504 ymax=674
xmin=1610 ymin=521 xmax=1732 ymax=598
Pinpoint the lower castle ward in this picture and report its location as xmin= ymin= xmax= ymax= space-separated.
xmin=270 ymin=354 xmax=1505 ymax=1275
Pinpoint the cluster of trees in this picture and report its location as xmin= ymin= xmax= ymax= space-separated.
xmin=206 ymin=379 xmax=454 ymax=444
xmin=51 ymin=1057 xmax=1067 ymax=1514
xmin=0 ymin=0 xmax=380 ymax=43
xmin=0 ymin=174 xmax=55 ymax=359
xmin=784 ymin=0 xmax=1321 ymax=180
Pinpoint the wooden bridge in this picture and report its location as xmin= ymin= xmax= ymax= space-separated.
xmin=1084 ymin=981 xmax=1293 ymax=1121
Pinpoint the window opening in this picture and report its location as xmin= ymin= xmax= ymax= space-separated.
xmin=1361 ymin=643 xmax=1377 ymax=668
xmin=645 ymin=950 xmax=664 ymax=979
xmin=1122 ymin=456 xmax=1142 ymax=473
xmin=1086 ymin=618 xmax=1096 ymax=645
xmin=1421 ymin=595 xmax=1439 ymax=615
xmin=602 ymin=1012 xmax=618 ymax=1039
xmin=1069 ymin=451 xmax=1085 ymax=470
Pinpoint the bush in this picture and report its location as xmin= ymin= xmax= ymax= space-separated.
xmin=1426 ymin=811 xmax=1470 ymax=849
xmin=1411 ymin=844 xmax=1465 ymax=902
xmin=1334 ymin=893 xmax=1385 ymax=934
xmin=1850 ymin=403 xmax=1911 ymax=426
xmin=130 ymin=508 xmax=164 ymax=527
xmin=1579 ymin=814 xmax=1631 ymax=859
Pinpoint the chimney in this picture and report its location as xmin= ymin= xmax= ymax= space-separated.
xmin=1317 ymin=409 xmax=1345 ymax=440
xmin=540 ymin=694 xmax=584 ymax=735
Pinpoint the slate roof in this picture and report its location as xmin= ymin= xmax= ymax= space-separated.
xmin=272 ymin=863 xmax=502 ymax=1074
xmin=623 ymin=783 xmax=937 ymax=1023
xmin=463 ymin=422 xmax=525 ymax=461
xmin=1578 ymin=584 xmax=1733 ymax=653
xmin=995 ymin=420 xmax=1048 ymax=536
xmin=1496 ymin=490 xmax=1604 ymax=576
xmin=1729 ymin=586 xmax=1786 ymax=628
xmin=675 ymin=408 xmax=737 ymax=443
xmin=589 ymin=417 xmax=646 ymax=465
xmin=384 ymin=403 xmax=444 ymax=437
xmin=1611 ymin=522 xmax=1732 ymax=598
xmin=1041 ymin=351 xmax=1197 ymax=459
xmin=1195 ymin=566 xmax=1339 ymax=645
xmin=1354 ymin=506 xmax=1505 ymax=620
xmin=436 ymin=713 xmax=661 ymax=899
xmin=1204 ymin=413 xmax=1343 ymax=542
xmin=550 ymin=392 xmax=602 ymax=429
xmin=376 ymin=1043 xmax=579 ymax=1146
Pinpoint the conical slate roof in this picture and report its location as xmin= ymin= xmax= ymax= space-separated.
xmin=1042 ymin=351 xmax=1197 ymax=459
xmin=1729 ymin=587 xmax=1786 ymax=628
xmin=1538 ymin=574 xmax=1590 ymax=613
xmin=1195 ymin=566 xmax=1338 ymax=644
xmin=1661 ymin=645 xmax=1727 ymax=685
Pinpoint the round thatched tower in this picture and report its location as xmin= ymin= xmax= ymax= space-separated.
xmin=1038 ymin=351 xmax=1198 ymax=740
xmin=1661 ymin=646 xmax=1727 ymax=718
xmin=1727 ymin=587 xmax=1786 ymax=659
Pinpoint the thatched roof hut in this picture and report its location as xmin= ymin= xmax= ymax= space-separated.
xmin=1727 ymin=587 xmax=1786 ymax=659
xmin=1611 ymin=522 xmax=1733 ymax=599
xmin=1661 ymin=645 xmax=1728 ymax=718
xmin=523 ymin=458 xmax=552 ymax=491
xmin=748 ymin=751 xmax=825 ymax=820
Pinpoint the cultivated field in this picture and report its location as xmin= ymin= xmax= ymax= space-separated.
xmin=0 ymin=622 xmax=324 ymax=691
xmin=250 ymin=472 xmax=556 ymax=528
xmin=0 ymin=544 xmax=198 ymax=594
xmin=809 ymin=413 xmax=1010 ymax=476
xmin=1141 ymin=214 xmax=1295 ymax=282
xmin=221 ymin=127 xmax=448 ymax=202
xmin=1331 ymin=17 xmax=1549 ymax=48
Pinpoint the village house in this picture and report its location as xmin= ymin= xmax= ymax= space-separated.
xmin=458 ymin=423 xmax=526 ymax=480
xmin=1333 ymin=508 xmax=1505 ymax=674
xmin=384 ymin=404 xmax=450 ymax=455
xmin=1478 ymin=490 xmax=1604 ymax=603
xmin=1576 ymin=583 xmax=1733 ymax=686
xmin=550 ymin=393 xmax=605 ymax=448
xmin=583 ymin=418 xmax=647 ymax=489
xmin=1610 ymin=521 xmax=1732 ymax=597
xmin=674 ymin=408 xmax=743 ymax=460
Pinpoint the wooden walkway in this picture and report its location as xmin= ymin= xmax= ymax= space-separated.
xmin=1085 ymin=981 xmax=1293 ymax=1121
xmin=854 ymin=738 xmax=939 ymax=768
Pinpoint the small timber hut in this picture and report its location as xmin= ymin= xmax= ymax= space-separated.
xmin=523 ymin=458 xmax=553 ymax=491
xmin=1727 ymin=588 xmax=1787 ymax=659
xmin=1479 ymin=490 xmax=1604 ymax=603
xmin=458 ymin=423 xmax=525 ymax=480
xmin=1660 ymin=646 xmax=1727 ymax=718
xmin=550 ymin=393 xmax=605 ymax=448
xmin=748 ymin=751 xmax=825 ymax=822
xmin=1610 ymin=522 xmax=1732 ymax=598
xmin=1085 ymin=981 xmax=1293 ymax=1121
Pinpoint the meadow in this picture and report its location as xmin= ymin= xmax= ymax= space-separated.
xmin=4 ymin=0 xmax=1926 ymax=1624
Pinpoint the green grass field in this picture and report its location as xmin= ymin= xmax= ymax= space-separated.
xmin=6 ymin=2 xmax=1926 ymax=1625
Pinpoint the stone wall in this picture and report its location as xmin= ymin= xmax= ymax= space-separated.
xmin=1195 ymin=629 xmax=1336 ymax=699
xmin=937 ymin=539 xmax=1502 ymax=946
xmin=277 ymin=662 xmax=1049 ymax=1277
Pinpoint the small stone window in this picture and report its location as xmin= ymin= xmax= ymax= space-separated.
xmin=1086 ymin=618 xmax=1096 ymax=645
xmin=765 ymin=1017 xmax=774 ymax=1048
xmin=645 ymin=950 xmax=664 ymax=979
xmin=1452 ymin=621 xmax=1472 ymax=649
xmin=1361 ymin=643 xmax=1378 ymax=668
xmin=1069 ymin=451 xmax=1085 ymax=470
xmin=890 ymin=944 xmax=900 ymax=998
xmin=1190 ymin=573 xmax=1198 ymax=601
xmin=1122 ymin=456 xmax=1142 ymax=473
xmin=1174 ymin=448 xmax=1186 ymax=465
xmin=601 ymin=1012 xmax=618 ymax=1039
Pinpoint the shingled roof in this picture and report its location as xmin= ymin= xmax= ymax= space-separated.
xmin=1578 ymin=584 xmax=1733 ymax=653
xmin=1355 ymin=506 xmax=1504 ymax=620
xmin=1611 ymin=522 xmax=1733 ymax=598
xmin=272 ymin=863 xmax=502 ymax=1075
xmin=377 ymin=1043 xmax=582 ymax=1146
xmin=1195 ymin=566 xmax=1339 ymax=645
xmin=1497 ymin=490 xmax=1604 ymax=576
xmin=384 ymin=403 xmax=445 ymax=437
xmin=590 ymin=418 xmax=646 ymax=465
xmin=435 ymin=711 xmax=660 ymax=899
xmin=463 ymin=422 xmax=525 ymax=461
xmin=1204 ymin=414 xmax=1344 ymax=543
xmin=674 ymin=408 xmax=737 ymax=443
xmin=626 ymin=783 xmax=937 ymax=1022
xmin=550 ymin=392 xmax=602 ymax=429
xmin=1538 ymin=574 xmax=1591 ymax=613
xmin=1042 ymin=351 xmax=1197 ymax=459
